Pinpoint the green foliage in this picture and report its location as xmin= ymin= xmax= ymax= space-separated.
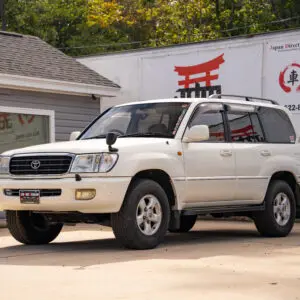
xmin=1 ymin=0 xmax=300 ymax=56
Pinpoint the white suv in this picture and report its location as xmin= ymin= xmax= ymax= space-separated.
xmin=0 ymin=94 xmax=299 ymax=250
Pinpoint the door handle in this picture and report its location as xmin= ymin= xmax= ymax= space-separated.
xmin=260 ymin=150 xmax=271 ymax=157
xmin=220 ymin=149 xmax=232 ymax=157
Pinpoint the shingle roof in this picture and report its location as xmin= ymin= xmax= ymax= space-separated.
xmin=0 ymin=31 xmax=120 ymax=89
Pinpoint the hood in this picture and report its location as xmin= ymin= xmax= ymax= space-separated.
xmin=2 ymin=138 xmax=174 ymax=156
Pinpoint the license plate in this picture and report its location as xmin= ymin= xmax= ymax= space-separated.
xmin=19 ymin=190 xmax=40 ymax=204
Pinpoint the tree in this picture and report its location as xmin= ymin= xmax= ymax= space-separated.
xmin=3 ymin=0 xmax=89 ymax=51
xmin=267 ymin=0 xmax=300 ymax=27
xmin=217 ymin=0 xmax=276 ymax=36
xmin=0 ymin=0 xmax=299 ymax=56
xmin=87 ymin=0 xmax=277 ymax=47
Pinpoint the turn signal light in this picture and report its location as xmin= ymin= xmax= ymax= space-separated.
xmin=75 ymin=189 xmax=96 ymax=200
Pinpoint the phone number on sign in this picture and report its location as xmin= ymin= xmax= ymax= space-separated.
xmin=284 ymin=105 xmax=300 ymax=111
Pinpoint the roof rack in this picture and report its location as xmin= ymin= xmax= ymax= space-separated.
xmin=209 ymin=94 xmax=279 ymax=105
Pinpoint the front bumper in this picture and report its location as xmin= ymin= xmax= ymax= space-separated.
xmin=0 ymin=177 xmax=131 ymax=213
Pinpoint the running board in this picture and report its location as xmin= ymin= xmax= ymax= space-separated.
xmin=182 ymin=204 xmax=265 ymax=216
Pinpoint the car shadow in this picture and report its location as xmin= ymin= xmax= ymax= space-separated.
xmin=1 ymin=222 xmax=297 ymax=268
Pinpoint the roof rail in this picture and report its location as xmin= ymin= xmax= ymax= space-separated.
xmin=209 ymin=94 xmax=279 ymax=105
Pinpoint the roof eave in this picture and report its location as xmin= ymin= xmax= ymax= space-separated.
xmin=0 ymin=73 xmax=120 ymax=97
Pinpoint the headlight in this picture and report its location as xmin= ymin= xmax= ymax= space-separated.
xmin=70 ymin=153 xmax=118 ymax=173
xmin=0 ymin=156 xmax=10 ymax=174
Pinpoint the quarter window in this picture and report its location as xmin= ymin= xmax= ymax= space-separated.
xmin=258 ymin=107 xmax=295 ymax=143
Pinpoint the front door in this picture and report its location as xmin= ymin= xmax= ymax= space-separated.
xmin=182 ymin=103 xmax=236 ymax=207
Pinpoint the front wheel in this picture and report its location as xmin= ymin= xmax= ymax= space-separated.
xmin=253 ymin=180 xmax=296 ymax=237
xmin=111 ymin=179 xmax=170 ymax=250
xmin=6 ymin=211 xmax=63 ymax=245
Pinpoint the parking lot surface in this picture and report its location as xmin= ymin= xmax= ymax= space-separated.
xmin=0 ymin=219 xmax=300 ymax=300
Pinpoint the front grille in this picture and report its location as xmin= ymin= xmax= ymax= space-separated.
xmin=4 ymin=189 xmax=62 ymax=197
xmin=9 ymin=155 xmax=73 ymax=175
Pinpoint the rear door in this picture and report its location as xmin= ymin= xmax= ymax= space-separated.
xmin=225 ymin=103 xmax=269 ymax=203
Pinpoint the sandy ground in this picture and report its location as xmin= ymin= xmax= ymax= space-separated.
xmin=0 ymin=219 xmax=300 ymax=300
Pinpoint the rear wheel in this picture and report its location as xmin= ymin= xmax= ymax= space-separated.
xmin=169 ymin=215 xmax=197 ymax=233
xmin=6 ymin=211 xmax=63 ymax=245
xmin=253 ymin=180 xmax=296 ymax=237
xmin=111 ymin=179 xmax=170 ymax=250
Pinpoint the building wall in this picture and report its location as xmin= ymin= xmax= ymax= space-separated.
xmin=79 ymin=54 xmax=141 ymax=112
xmin=0 ymin=88 xmax=100 ymax=141
xmin=78 ymin=30 xmax=300 ymax=119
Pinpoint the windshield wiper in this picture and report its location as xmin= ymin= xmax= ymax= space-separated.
xmin=82 ymin=132 xmax=173 ymax=140
xmin=81 ymin=134 xmax=107 ymax=140
xmin=120 ymin=132 xmax=173 ymax=138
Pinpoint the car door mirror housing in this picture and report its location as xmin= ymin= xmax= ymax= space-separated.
xmin=183 ymin=125 xmax=210 ymax=142
xmin=69 ymin=131 xmax=81 ymax=141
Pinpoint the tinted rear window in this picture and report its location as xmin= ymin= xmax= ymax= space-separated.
xmin=258 ymin=107 xmax=295 ymax=143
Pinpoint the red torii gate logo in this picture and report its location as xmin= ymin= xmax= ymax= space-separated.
xmin=174 ymin=54 xmax=225 ymax=98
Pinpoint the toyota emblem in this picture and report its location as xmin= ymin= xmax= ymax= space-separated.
xmin=31 ymin=160 xmax=41 ymax=170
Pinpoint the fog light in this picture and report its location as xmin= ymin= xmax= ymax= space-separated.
xmin=75 ymin=189 xmax=96 ymax=200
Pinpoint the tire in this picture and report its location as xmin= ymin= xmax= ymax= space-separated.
xmin=111 ymin=179 xmax=170 ymax=250
xmin=169 ymin=215 xmax=197 ymax=233
xmin=6 ymin=210 xmax=63 ymax=245
xmin=253 ymin=180 xmax=296 ymax=237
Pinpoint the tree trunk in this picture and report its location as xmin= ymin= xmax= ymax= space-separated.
xmin=0 ymin=0 xmax=6 ymax=31
xmin=215 ymin=0 xmax=220 ymax=21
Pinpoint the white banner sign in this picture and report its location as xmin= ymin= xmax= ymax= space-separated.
xmin=140 ymin=44 xmax=263 ymax=100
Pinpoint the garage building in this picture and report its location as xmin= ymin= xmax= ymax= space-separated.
xmin=0 ymin=30 xmax=120 ymax=153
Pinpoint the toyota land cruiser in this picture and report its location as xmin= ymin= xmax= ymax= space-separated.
xmin=0 ymin=94 xmax=299 ymax=250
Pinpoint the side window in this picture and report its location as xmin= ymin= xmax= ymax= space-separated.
xmin=226 ymin=112 xmax=265 ymax=143
xmin=189 ymin=106 xmax=225 ymax=142
xmin=250 ymin=114 xmax=265 ymax=142
xmin=258 ymin=107 xmax=295 ymax=143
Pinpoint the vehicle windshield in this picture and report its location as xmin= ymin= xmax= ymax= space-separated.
xmin=80 ymin=102 xmax=191 ymax=140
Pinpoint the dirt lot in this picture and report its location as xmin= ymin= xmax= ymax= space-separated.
xmin=0 ymin=219 xmax=300 ymax=300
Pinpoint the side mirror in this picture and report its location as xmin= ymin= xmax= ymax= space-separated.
xmin=183 ymin=125 xmax=209 ymax=143
xmin=106 ymin=132 xmax=119 ymax=152
xmin=69 ymin=131 xmax=81 ymax=141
